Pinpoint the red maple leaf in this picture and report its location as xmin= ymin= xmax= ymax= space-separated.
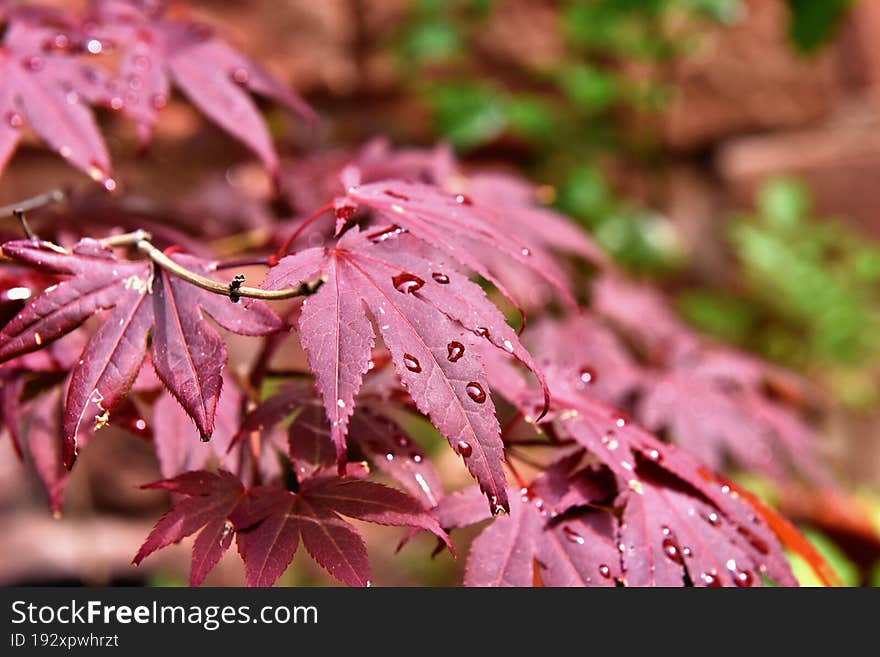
xmin=0 ymin=239 xmax=282 ymax=468
xmin=84 ymin=0 xmax=315 ymax=170
xmin=261 ymin=227 xmax=553 ymax=512
xmin=0 ymin=14 xmax=113 ymax=185
xmin=134 ymin=468 xmax=449 ymax=587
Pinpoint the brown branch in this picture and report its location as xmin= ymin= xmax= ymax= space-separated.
xmin=0 ymin=189 xmax=65 ymax=218
xmin=99 ymin=230 xmax=325 ymax=301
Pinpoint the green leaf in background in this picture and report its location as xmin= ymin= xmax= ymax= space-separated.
xmin=788 ymin=527 xmax=859 ymax=587
xmin=677 ymin=290 xmax=756 ymax=344
xmin=401 ymin=20 xmax=462 ymax=65
xmin=787 ymin=0 xmax=854 ymax=54
xmin=504 ymin=96 xmax=558 ymax=146
xmin=559 ymin=65 xmax=618 ymax=113
xmin=428 ymin=84 xmax=507 ymax=151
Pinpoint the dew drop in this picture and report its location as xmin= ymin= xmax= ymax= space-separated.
xmin=150 ymin=93 xmax=167 ymax=110
xmin=562 ymin=526 xmax=585 ymax=545
xmin=598 ymin=564 xmax=611 ymax=579
xmin=392 ymin=272 xmax=425 ymax=294
xmin=24 ymin=55 xmax=44 ymax=71
xmin=231 ymin=67 xmax=249 ymax=84
xmin=6 ymin=112 xmax=23 ymax=129
xmin=385 ymin=453 xmax=394 ymax=462
xmin=733 ymin=570 xmax=754 ymax=587
xmin=367 ymin=224 xmax=404 ymax=243
xmin=47 ymin=33 xmax=70 ymax=51
xmin=705 ymin=512 xmax=721 ymax=527
xmin=447 ymin=341 xmax=465 ymax=362
xmin=199 ymin=432 xmax=211 ymax=443
xmin=465 ymin=382 xmax=486 ymax=403
xmin=645 ymin=448 xmax=662 ymax=463
xmin=475 ymin=326 xmax=490 ymax=338
xmin=86 ymin=39 xmax=103 ymax=54
xmin=134 ymin=55 xmax=151 ymax=72
xmin=412 ymin=454 xmax=422 ymax=463
xmin=662 ymin=538 xmax=682 ymax=564
xmin=456 ymin=440 xmax=472 ymax=457
xmin=615 ymin=416 xmax=627 ymax=428
xmin=431 ymin=272 xmax=450 ymax=284
xmin=403 ymin=353 xmax=422 ymax=373
xmin=454 ymin=193 xmax=472 ymax=205
xmin=681 ymin=546 xmax=692 ymax=558
xmin=503 ymin=339 xmax=514 ymax=353
xmin=490 ymin=496 xmax=507 ymax=516
xmin=337 ymin=399 xmax=346 ymax=408
xmin=521 ymin=247 xmax=531 ymax=257
xmin=110 ymin=96 xmax=124 ymax=110
xmin=701 ymin=571 xmax=722 ymax=587
xmin=579 ymin=366 xmax=597 ymax=384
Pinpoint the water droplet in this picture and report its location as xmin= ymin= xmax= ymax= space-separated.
xmin=615 ymin=416 xmax=627 ymax=428
xmin=475 ymin=326 xmax=490 ymax=338
xmin=661 ymin=526 xmax=671 ymax=536
xmin=700 ymin=571 xmax=722 ymax=587
xmin=721 ymin=484 xmax=731 ymax=495
xmin=733 ymin=570 xmax=754 ymax=587
xmin=368 ymin=224 xmax=404 ymax=242
xmin=606 ymin=438 xmax=619 ymax=451
xmin=150 ymin=93 xmax=167 ymax=110
xmin=337 ymin=399 xmax=346 ymax=408
xmin=134 ymin=55 xmax=151 ymax=72
xmin=383 ymin=189 xmax=410 ymax=201
xmin=6 ymin=112 xmax=23 ymax=129
xmin=47 ymin=32 xmax=70 ymax=51
xmin=579 ymin=366 xmax=597 ymax=384
xmin=231 ymin=67 xmax=249 ymax=84
xmin=24 ymin=56 xmax=44 ymax=71
xmin=385 ymin=453 xmax=394 ymax=462
xmin=431 ymin=272 xmax=450 ymax=284
xmin=412 ymin=454 xmax=422 ymax=463
xmin=465 ymin=382 xmax=486 ymax=403
xmin=110 ymin=96 xmax=124 ymax=110
xmin=503 ymin=339 xmax=514 ymax=353
xmin=645 ymin=448 xmax=662 ymax=463
xmin=705 ymin=512 xmax=721 ymax=527
xmin=447 ymin=341 xmax=465 ymax=362
xmin=456 ymin=440 xmax=472 ymax=457
xmin=392 ymin=272 xmax=425 ymax=294
xmin=562 ymin=526 xmax=585 ymax=545
xmin=403 ymin=353 xmax=422 ymax=373
xmin=454 ymin=193 xmax=472 ymax=205
xmin=86 ymin=39 xmax=103 ymax=54
xmin=200 ymin=432 xmax=211 ymax=443
xmin=521 ymin=247 xmax=531 ymax=256
xmin=662 ymin=538 xmax=682 ymax=564
xmin=490 ymin=496 xmax=507 ymax=515
xmin=681 ymin=546 xmax=692 ymax=557
xmin=598 ymin=564 xmax=611 ymax=579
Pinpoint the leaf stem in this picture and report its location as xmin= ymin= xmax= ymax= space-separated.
xmin=99 ymin=230 xmax=325 ymax=301
xmin=0 ymin=189 xmax=66 ymax=218
xmin=269 ymin=201 xmax=333 ymax=265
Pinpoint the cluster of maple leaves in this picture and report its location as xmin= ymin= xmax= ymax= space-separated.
xmin=0 ymin=1 xmax=830 ymax=587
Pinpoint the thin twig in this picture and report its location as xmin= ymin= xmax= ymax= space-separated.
xmin=0 ymin=189 xmax=65 ymax=218
xmin=99 ymin=230 xmax=325 ymax=301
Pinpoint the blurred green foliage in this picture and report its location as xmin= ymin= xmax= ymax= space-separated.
xmin=679 ymin=178 xmax=880 ymax=408
xmin=787 ymin=0 xmax=854 ymax=53
xmin=395 ymin=0 xmax=744 ymax=272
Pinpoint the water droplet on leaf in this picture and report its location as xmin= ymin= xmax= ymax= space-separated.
xmin=431 ymin=272 xmax=449 ymax=284
xmin=392 ymin=272 xmax=425 ymax=294
xmin=456 ymin=440 xmax=472 ymax=457
xmin=465 ymin=382 xmax=486 ymax=403
xmin=403 ymin=353 xmax=422 ymax=373
xmin=447 ymin=341 xmax=465 ymax=362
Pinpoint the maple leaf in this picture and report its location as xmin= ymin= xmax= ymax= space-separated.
xmin=235 ymin=475 xmax=449 ymax=587
xmin=0 ymin=239 xmax=282 ymax=468
xmin=84 ymin=0 xmax=315 ymax=170
xmin=133 ymin=470 xmax=246 ymax=586
xmin=262 ymin=227 xmax=552 ymax=512
xmin=152 ymin=372 xmax=240 ymax=479
xmin=135 ymin=469 xmax=448 ymax=587
xmin=0 ymin=17 xmax=113 ymax=185
xmin=341 ymin=178 xmax=578 ymax=308
xmin=435 ymin=460 xmax=622 ymax=587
